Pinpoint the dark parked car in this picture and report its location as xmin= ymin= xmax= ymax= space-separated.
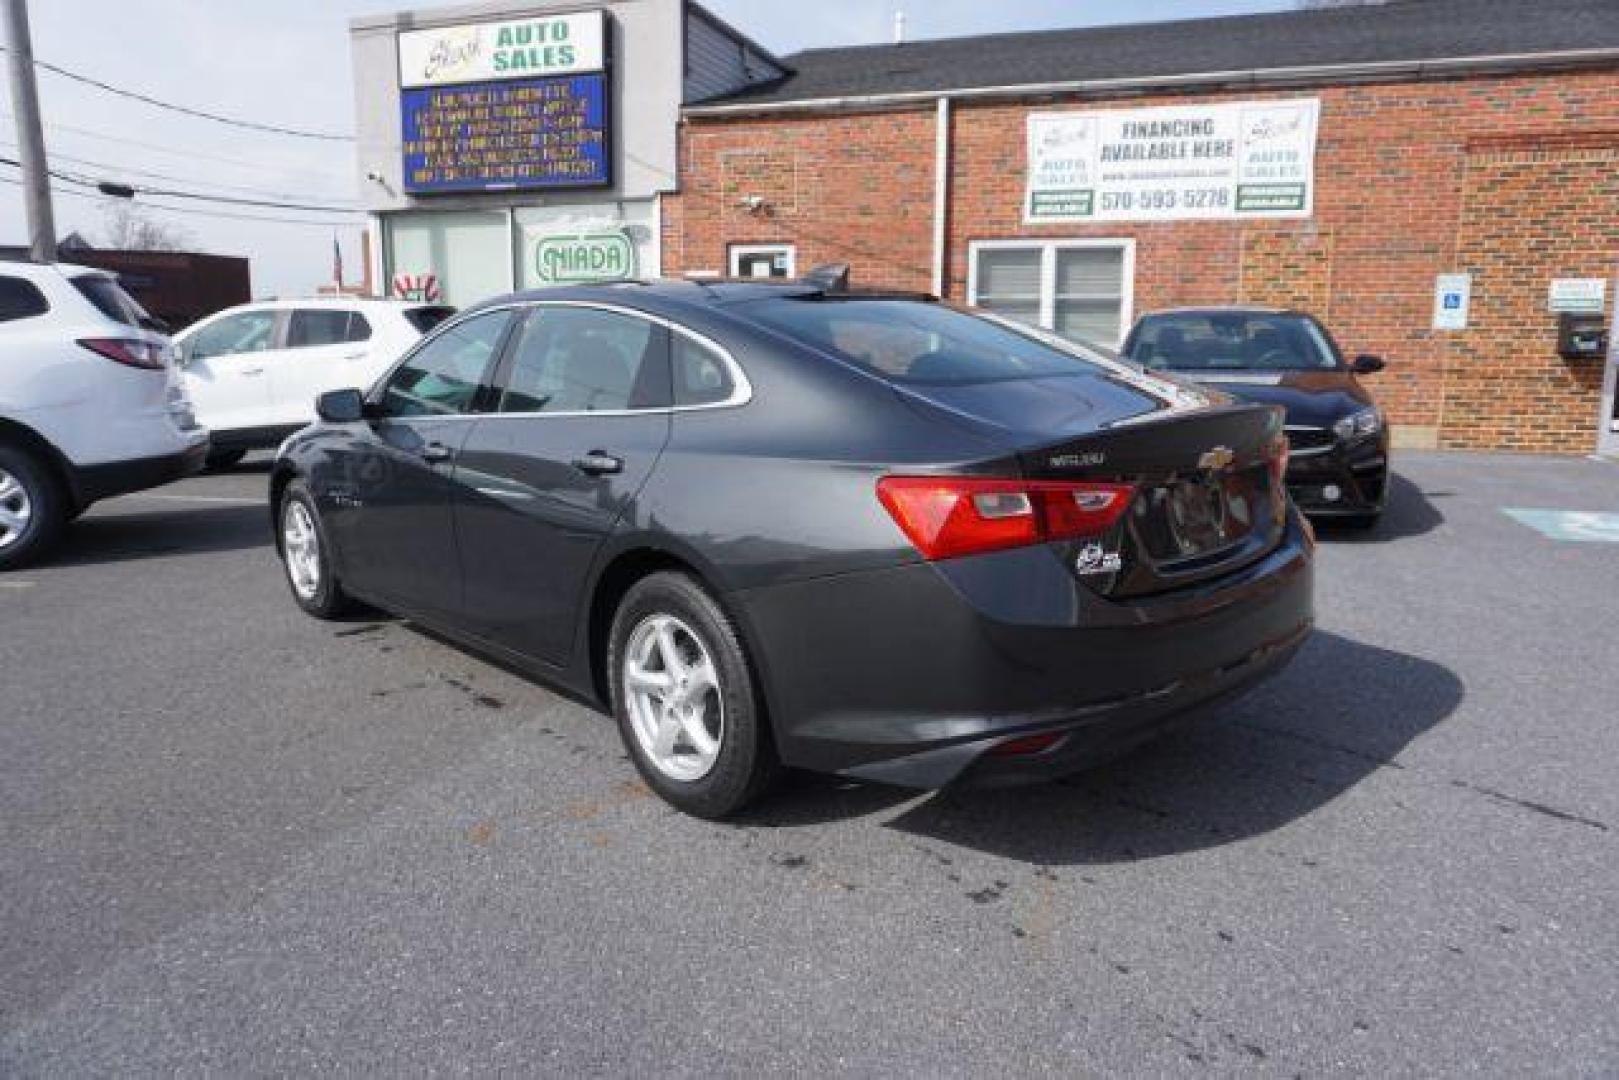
xmin=272 ymin=283 xmax=1314 ymax=818
xmin=1122 ymin=308 xmax=1390 ymax=527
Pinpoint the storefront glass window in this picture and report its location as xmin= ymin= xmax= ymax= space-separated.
xmin=515 ymin=203 xmax=657 ymax=290
xmin=387 ymin=210 xmax=510 ymax=308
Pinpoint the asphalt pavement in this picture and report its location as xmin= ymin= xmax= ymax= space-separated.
xmin=1 ymin=451 xmax=1616 ymax=1074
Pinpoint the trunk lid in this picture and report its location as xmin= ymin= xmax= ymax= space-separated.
xmin=899 ymin=372 xmax=1288 ymax=596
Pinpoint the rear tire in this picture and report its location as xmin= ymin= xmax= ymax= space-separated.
xmin=0 ymin=443 xmax=66 ymax=572
xmin=608 ymin=572 xmax=778 ymax=819
xmin=206 ymin=448 xmax=247 ymax=471
xmin=277 ymin=480 xmax=354 ymax=618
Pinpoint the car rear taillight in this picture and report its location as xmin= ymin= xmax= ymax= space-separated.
xmin=988 ymin=731 xmax=1067 ymax=757
xmin=78 ymin=337 xmax=167 ymax=371
xmin=877 ymin=476 xmax=1135 ymax=561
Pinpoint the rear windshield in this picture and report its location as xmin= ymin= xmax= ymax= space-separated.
xmin=737 ymin=298 xmax=1104 ymax=386
xmin=71 ymin=274 xmax=151 ymax=329
xmin=1126 ymin=312 xmax=1342 ymax=372
xmin=404 ymin=305 xmax=457 ymax=334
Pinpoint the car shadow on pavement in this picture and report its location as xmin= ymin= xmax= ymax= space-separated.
xmin=749 ymin=630 xmax=1463 ymax=866
xmin=49 ymin=505 xmax=270 ymax=566
xmin=1313 ymin=472 xmax=1445 ymax=543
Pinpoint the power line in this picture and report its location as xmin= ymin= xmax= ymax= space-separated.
xmin=0 ymin=43 xmax=353 ymax=142
xmin=0 ymin=140 xmax=358 ymax=205
xmin=0 ymin=173 xmax=366 ymax=229
xmin=0 ymin=154 xmax=362 ymax=216
xmin=0 ymin=110 xmax=351 ymax=183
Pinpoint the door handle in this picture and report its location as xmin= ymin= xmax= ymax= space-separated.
xmin=241 ymin=367 xmax=266 ymax=376
xmin=571 ymin=451 xmax=623 ymax=476
xmin=342 ymin=350 xmax=367 ymax=361
xmin=419 ymin=441 xmax=455 ymax=463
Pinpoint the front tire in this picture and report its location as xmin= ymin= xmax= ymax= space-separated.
xmin=608 ymin=572 xmax=778 ymax=819
xmin=0 ymin=444 xmax=66 ymax=572
xmin=278 ymin=480 xmax=353 ymax=618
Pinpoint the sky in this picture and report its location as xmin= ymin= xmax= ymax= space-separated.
xmin=2 ymin=0 xmax=1293 ymax=298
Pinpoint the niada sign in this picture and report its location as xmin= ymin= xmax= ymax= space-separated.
xmin=398 ymin=11 xmax=606 ymax=89
xmin=1026 ymin=99 xmax=1320 ymax=223
xmin=535 ymin=231 xmax=637 ymax=284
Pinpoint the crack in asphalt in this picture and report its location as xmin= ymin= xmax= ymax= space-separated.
xmin=1449 ymin=780 xmax=1610 ymax=833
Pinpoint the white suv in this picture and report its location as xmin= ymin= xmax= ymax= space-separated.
xmin=0 ymin=261 xmax=208 ymax=570
xmin=173 ymin=298 xmax=453 ymax=467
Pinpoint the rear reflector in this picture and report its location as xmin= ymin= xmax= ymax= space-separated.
xmin=78 ymin=337 xmax=167 ymax=371
xmin=988 ymin=731 xmax=1067 ymax=757
xmin=877 ymin=476 xmax=1135 ymax=561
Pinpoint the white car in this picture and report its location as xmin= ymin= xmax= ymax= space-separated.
xmin=173 ymin=298 xmax=453 ymax=467
xmin=0 ymin=261 xmax=209 ymax=570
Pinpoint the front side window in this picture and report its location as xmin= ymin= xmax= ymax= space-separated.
xmin=1125 ymin=312 xmax=1341 ymax=372
xmin=380 ymin=310 xmax=510 ymax=417
xmin=188 ymin=310 xmax=276 ymax=361
xmin=497 ymin=306 xmax=668 ymax=414
xmin=970 ymin=242 xmax=1130 ymax=348
xmin=0 ymin=276 xmax=49 ymax=323
xmin=738 ymin=298 xmax=1107 ymax=386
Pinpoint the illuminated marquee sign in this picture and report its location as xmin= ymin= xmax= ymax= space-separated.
xmin=398 ymin=11 xmax=611 ymax=194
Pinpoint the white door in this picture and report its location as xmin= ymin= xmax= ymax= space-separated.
xmin=270 ymin=309 xmax=371 ymax=427
xmin=178 ymin=309 xmax=279 ymax=434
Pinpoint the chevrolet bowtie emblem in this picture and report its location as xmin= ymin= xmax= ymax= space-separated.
xmin=1198 ymin=446 xmax=1235 ymax=471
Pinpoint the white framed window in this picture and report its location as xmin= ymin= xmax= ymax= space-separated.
xmin=729 ymin=244 xmax=796 ymax=280
xmin=967 ymin=239 xmax=1135 ymax=348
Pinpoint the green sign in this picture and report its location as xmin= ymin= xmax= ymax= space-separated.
xmin=534 ymin=231 xmax=637 ymax=284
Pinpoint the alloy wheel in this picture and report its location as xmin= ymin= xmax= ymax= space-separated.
xmin=282 ymin=500 xmax=322 ymax=600
xmin=623 ymin=613 xmax=725 ymax=782
xmin=0 ymin=467 xmax=33 ymax=552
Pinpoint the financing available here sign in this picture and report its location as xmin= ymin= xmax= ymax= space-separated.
xmin=1025 ymin=99 xmax=1321 ymax=223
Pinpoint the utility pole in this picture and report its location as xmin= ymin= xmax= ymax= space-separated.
xmin=3 ymin=0 xmax=56 ymax=262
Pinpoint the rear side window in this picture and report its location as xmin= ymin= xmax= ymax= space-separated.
xmin=71 ymin=274 xmax=149 ymax=328
xmin=739 ymin=298 xmax=1101 ymax=386
xmin=0 ymin=276 xmax=49 ymax=323
xmin=672 ymin=334 xmax=734 ymax=407
xmin=404 ymin=306 xmax=456 ymax=334
xmin=288 ymin=309 xmax=372 ymax=348
xmin=497 ymin=307 xmax=669 ymax=414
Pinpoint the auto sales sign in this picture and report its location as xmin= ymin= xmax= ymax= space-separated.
xmin=1026 ymin=99 xmax=1320 ymax=223
xmin=397 ymin=11 xmax=612 ymax=194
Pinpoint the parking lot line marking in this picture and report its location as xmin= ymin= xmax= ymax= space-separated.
xmin=0 ymin=580 xmax=35 ymax=589
xmin=1502 ymin=508 xmax=1619 ymax=542
xmin=129 ymin=493 xmax=264 ymax=506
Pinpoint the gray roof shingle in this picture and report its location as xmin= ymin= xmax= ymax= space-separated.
xmin=695 ymin=0 xmax=1619 ymax=107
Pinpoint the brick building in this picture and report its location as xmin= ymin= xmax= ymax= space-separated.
xmin=663 ymin=0 xmax=1619 ymax=455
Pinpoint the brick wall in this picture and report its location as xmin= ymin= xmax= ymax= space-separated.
xmin=665 ymin=69 xmax=1619 ymax=454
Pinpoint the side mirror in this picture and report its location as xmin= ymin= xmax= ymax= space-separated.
xmin=316 ymin=388 xmax=367 ymax=424
xmin=1351 ymin=354 xmax=1386 ymax=375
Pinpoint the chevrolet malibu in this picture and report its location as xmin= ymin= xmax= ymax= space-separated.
xmin=271 ymin=282 xmax=1314 ymax=818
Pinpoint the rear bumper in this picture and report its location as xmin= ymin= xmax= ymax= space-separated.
xmin=73 ymin=440 xmax=210 ymax=504
xmin=733 ymin=510 xmax=1315 ymax=790
xmin=1285 ymin=435 xmax=1389 ymax=515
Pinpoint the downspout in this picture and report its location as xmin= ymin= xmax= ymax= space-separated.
xmin=932 ymin=96 xmax=951 ymax=299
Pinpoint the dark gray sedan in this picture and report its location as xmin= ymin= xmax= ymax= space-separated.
xmin=272 ymin=281 xmax=1314 ymax=818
